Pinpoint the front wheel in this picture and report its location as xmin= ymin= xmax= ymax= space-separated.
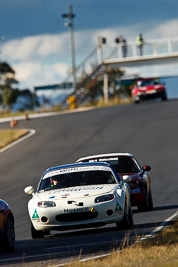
xmin=116 ymin=201 xmax=133 ymax=230
xmin=4 ymin=216 xmax=15 ymax=251
xmin=134 ymin=99 xmax=140 ymax=104
xmin=137 ymin=186 xmax=149 ymax=211
xmin=162 ymin=92 xmax=167 ymax=101
xmin=148 ymin=189 xmax=153 ymax=210
xmin=31 ymin=223 xmax=44 ymax=239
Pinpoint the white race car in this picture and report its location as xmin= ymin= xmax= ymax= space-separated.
xmin=24 ymin=162 xmax=133 ymax=239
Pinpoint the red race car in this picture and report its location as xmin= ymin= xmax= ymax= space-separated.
xmin=131 ymin=78 xmax=167 ymax=104
xmin=0 ymin=199 xmax=15 ymax=251
xmin=76 ymin=153 xmax=153 ymax=212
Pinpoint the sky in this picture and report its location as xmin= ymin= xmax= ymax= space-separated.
xmin=1 ymin=0 xmax=178 ymax=91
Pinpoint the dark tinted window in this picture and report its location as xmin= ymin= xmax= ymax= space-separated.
xmin=137 ymin=79 xmax=161 ymax=87
xmin=111 ymin=157 xmax=138 ymax=173
xmin=86 ymin=157 xmax=138 ymax=173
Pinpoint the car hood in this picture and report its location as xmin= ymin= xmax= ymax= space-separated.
xmin=137 ymin=85 xmax=164 ymax=91
xmin=36 ymin=184 xmax=118 ymax=200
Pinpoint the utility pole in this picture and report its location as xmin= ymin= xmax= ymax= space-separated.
xmin=0 ymin=36 xmax=5 ymax=61
xmin=62 ymin=5 xmax=76 ymax=91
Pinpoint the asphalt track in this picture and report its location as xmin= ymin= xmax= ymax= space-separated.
xmin=0 ymin=100 xmax=178 ymax=266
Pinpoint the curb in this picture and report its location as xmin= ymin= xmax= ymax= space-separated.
xmin=0 ymin=107 xmax=94 ymax=124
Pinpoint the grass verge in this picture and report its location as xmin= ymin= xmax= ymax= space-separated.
xmin=0 ymin=97 xmax=132 ymax=119
xmin=64 ymin=221 xmax=178 ymax=267
xmin=0 ymin=129 xmax=28 ymax=149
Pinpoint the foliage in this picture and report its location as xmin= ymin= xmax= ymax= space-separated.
xmin=0 ymin=61 xmax=37 ymax=111
xmin=1 ymin=87 xmax=18 ymax=108
xmin=0 ymin=62 xmax=15 ymax=74
xmin=75 ymin=64 xmax=129 ymax=106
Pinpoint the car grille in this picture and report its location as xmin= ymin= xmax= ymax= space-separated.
xmin=56 ymin=211 xmax=98 ymax=222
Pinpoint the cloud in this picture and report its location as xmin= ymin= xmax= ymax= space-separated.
xmin=2 ymin=19 xmax=178 ymax=90
xmin=14 ymin=61 xmax=69 ymax=89
xmin=2 ymin=33 xmax=70 ymax=62
xmin=146 ymin=19 xmax=178 ymax=39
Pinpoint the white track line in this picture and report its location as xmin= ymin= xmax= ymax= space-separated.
xmin=0 ymin=207 xmax=176 ymax=265
xmin=139 ymin=210 xmax=178 ymax=241
xmin=56 ymin=211 xmax=178 ymax=266
xmin=0 ymin=129 xmax=36 ymax=153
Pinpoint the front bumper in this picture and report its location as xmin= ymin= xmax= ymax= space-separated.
xmin=136 ymin=89 xmax=165 ymax=101
xmin=130 ymin=187 xmax=145 ymax=206
xmin=30 ymin=198 xmax=125 ymax=231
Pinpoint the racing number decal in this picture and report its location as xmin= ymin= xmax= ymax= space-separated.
xmin=32 ymin=209 xmax=39 ymax=219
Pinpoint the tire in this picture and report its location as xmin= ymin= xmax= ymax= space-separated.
xmin=116 ymin=200 xmax=133 ymax=230
xmin=134 ymin=99 xmax=140 ymax=104
xmin=128 ymin=204 xmax=134 ymax=228
xmin=31 ymin=222 xmax=44 ymax=239
xmin=137 ymin=186 xmax=149 ymax=212
xmin=162 ymin=91 xmax=167 ymax=101
xmin=162 ymin=96 xmax=167 ymax=101
xmin=148 ymin=189 xmax=153 ymax=210
xmin=44 ymin=230 xmax=50 ymax=236
xmin=4 ymin=216 xmax=15 ymax=251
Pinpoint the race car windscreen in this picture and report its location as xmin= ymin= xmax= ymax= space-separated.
xmin=137 ymin=79 xmax=161 ymax=87
xmin=38 ymin=170 xmax=117 ymax=191
xmin=89 ymin=157 xmax=139 ymax=173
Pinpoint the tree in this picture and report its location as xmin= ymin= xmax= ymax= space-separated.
xmin=1 ymin=88 xmax=18 ymax=109
xmin=0 ymin=61 xmax=18 ymax=109
xmin=0 ymin=61 xmax=39 ymax=111
xmin=77 ymin=66 xmax=125 ymax=104
xmin=0 ymin=62 xmax=18 ymax=87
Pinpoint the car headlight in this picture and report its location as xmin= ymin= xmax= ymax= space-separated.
xmin=95 ymin=194 xmax=114 ymax=203
xmin=37 ymin=201 xmax=56 ymax=208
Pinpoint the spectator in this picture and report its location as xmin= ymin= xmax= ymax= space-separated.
xmin=121 ymin=37 xmax=127 ymax=57
xmin=136 ymin=34 xmax=144 ymax=56
xmin=116 ymin=35 xmax=127 ymax=57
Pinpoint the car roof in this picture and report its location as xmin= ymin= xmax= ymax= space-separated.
xmin=76 ymin=153 xmax=134 ymax=163
xmin=43 ymin=162 xmax=111 ymax=176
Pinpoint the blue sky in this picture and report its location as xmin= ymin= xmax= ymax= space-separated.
xmin=1 ymin=0 xmax=178 ymax=90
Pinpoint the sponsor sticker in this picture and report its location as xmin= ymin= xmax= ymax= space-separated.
xmin=48 ymin=186 xmax=103 ymax=194
xmin=62 ymin=194 xmax=70 ymax=198
xmin=43 ymin=166 xmax=111 ymax=179
xmin=99 ymin=157 xmax=118 ymax=162
xmin=130 ymin=188 xmax=140 ymax=194
xmin=32 ymin=209 xmax=40 ymax=220
xmin=64 ymin=207 xmax=88 ymax=213
xmin=91 ymin=207 xmax=96 ymax=212
xmin=115 ymin=202 xmax=123 ymax=214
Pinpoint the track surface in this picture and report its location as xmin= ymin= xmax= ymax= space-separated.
xmin=0 ymin=100 xmax=178 ymax=266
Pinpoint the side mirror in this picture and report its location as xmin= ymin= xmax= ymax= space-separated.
xmin=24 ymin=186 xmax=34 ymax=195
xmin=142 ymin=165 xmax=151 ymax=172
xmin=122 ymin=175 xmax=132 ymax=183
